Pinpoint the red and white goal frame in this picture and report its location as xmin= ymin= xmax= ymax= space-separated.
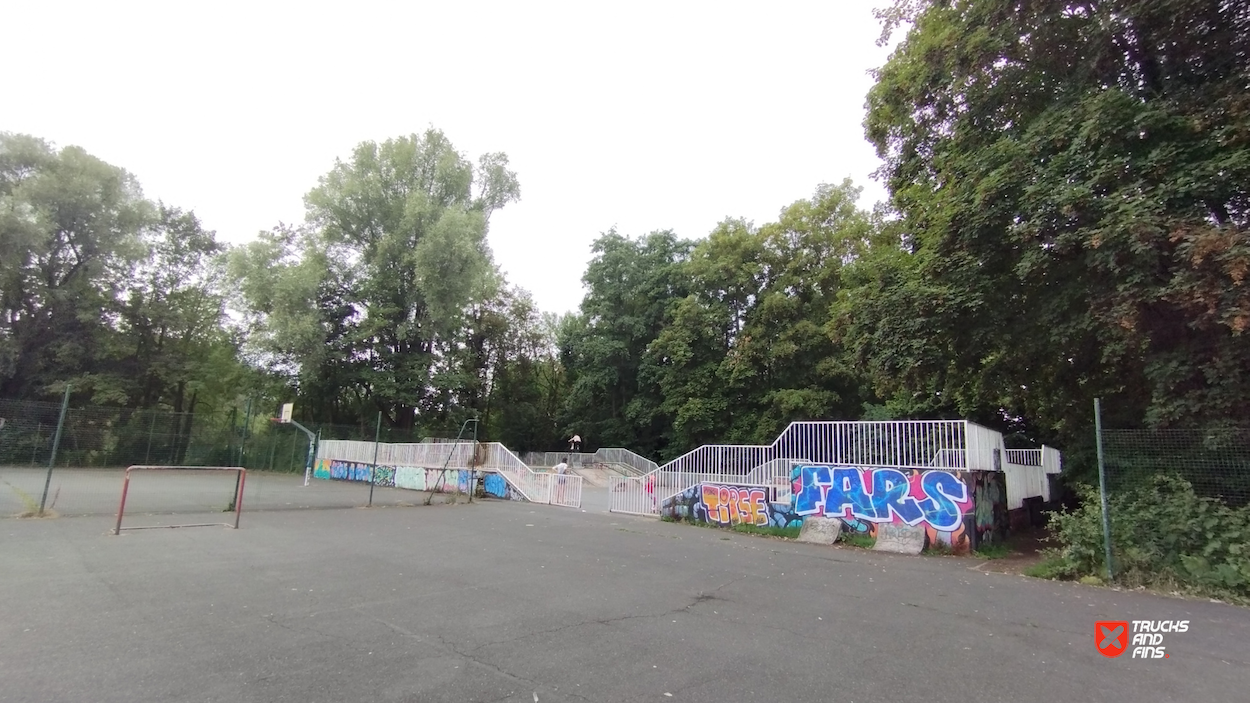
xmin=113 ymin=465 xmax=247 ymax=535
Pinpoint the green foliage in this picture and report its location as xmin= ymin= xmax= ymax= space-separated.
xmin=1048 ymin=475 xmax=1250 ymax=601
xmin=567 ymin=181 xmax=880 ymax=460
xmin=840 ymin=533 xmax=876 ymax=549
xmin=853 ymin=0 xmax=1250 ymax=452
xmin=0 ymin=132 xmax=256 ymax=425
xmin=228 ymin=129 xmax=537 ymax=437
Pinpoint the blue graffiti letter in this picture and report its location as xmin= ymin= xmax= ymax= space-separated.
xmin=918 ymin=471 xmax=968 ymax=531
xmin=794 ymin=466 xmax=832 ymax=516
xmin=870 ymin=469 xmax=924 ymax=524
xmin=824 ymin=468 xmax=875 ymax=520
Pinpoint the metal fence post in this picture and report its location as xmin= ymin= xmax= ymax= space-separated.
xmin=144 ymin=410 xmax=156 ymax=465
xmin=368 ymin=412 xmax=381 ymax=507
xmin=1094 ymin=398 xmax=1115 ymax=580
xmin=38 ymin=385 xmax=71 ymax=516
xmin=228 ymin=399 xmax=253 ymax=512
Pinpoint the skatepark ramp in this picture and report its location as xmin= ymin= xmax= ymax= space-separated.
xmin=608 ymin=420 xmax=1062 ymax=516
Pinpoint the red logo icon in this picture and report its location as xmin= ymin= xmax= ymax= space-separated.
xmin=1096 ymin=621 xmax=1130 ymax=658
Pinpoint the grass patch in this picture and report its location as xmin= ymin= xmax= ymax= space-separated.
xmin=1023 ymin=555 xmax=1071 ymax=580
xmin=973 ymin=543 xmax=1013 ymax=560
xmin=840 ymin=533 xmax=876 ymax=549
xmin=731 ymin=523 xmax=801 ymax=539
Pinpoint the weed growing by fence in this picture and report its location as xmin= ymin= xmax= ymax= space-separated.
xmin=840 ymin=533 xmax=876 ymax=549
xmin=732 ymin=524 xmax=800 ymax=539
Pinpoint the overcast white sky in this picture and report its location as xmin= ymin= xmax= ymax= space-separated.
xmin=8 ymin=0 xmax=895 ymax=315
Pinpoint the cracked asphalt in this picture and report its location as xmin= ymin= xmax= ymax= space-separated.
xmin=2 ymin=500 xmax=1248 ymax=703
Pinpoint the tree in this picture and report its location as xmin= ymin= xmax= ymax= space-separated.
xmin=855 ymin=0 xmax=1250 ymax=448
xmin=0 ymin=133 xmax=149 ymax=400
xmin=230 ymin=129 xmax=521 ymax=431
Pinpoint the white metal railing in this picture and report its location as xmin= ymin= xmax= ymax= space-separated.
xmin=550 ymin=473 xmax=583 ymax=508
xmin=608 ymin=475 xmax=657 ymax=516
xmin=520 ymin=451 xmax=597 ymax=467
xmin=317 ymin=440 xmax=477 ymax=468
xmin=519 ymin=447 xmax=659 ymax=476
xmin=741 ymin=457 xmax=807 ymax=486
xmin=1006 ymin=448 xmax=1042 ymax=466
xmin=775 ymin=421 xmax=971 ymax=469
xmin=594 ymin=448 xmax=659 ymax=475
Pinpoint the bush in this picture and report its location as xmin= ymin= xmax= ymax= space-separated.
xmin=1047 ymin=474 xmax=1250 ymax=601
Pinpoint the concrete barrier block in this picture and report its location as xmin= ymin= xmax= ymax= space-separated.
xmin=797 ymin=516 xmax=842 ymax=545
xmin=873 ymin=523 xmax=925 ymax=555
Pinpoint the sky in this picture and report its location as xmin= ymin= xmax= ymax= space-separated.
xmin=8 ymin=0 xmax=896 ymax=316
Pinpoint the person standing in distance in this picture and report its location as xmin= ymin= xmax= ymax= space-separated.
xmin=553 ymin=457 xmax=569 ymax=502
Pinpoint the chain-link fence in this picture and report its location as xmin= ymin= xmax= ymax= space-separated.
xmin=1102 ymin=427 xmax=1250 ymax=508
xmin=1081 ymin=413 xmax=1250 ymax=597
xmin=0 ymin=398 xmax=468 ymax=519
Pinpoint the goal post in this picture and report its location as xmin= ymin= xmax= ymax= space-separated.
xmin=113 ymin=465 xmax=247 ymax=535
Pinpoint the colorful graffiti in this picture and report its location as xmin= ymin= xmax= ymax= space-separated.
xmin=662 ymin=483 xmax=802 ymax=530
xmin=792 ymin=466 xmax=971 ymax=531
xmin=663 ymin=467 xmax=1009 ymax=554
xmin=394 ymin=466 xmax=426 ymax=490
xmin=969 ymin=471 xmax=1009 ymax=546
xmin=315 ymin=461 xmax=474 ymax=494
xmin=790 ymin=466 xmax=1010 ymax=552
xmin=372 ymin=466 xmax=395 ymax=488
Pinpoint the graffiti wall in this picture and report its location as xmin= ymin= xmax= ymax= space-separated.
xmin=312 ymin=459 xmax=375 ymax=482
xmin=790 ymin=465 xmax=1008 ymax=552
xmin=662 ymin=484 xmax=801 ymax=530
xmin=661 ymin=466 xmax=1009 ymax=554
xmin=481 ymin=472 xmax=525 ymax=501
xmin=314 ymin=460 xmax=476 ymax=495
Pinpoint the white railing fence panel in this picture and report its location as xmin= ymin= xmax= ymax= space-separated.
xmin=608 ymin=475 xmax=658 ymax=516
xmin=595 ymin=448 xmax=660 ymax=475
xmin=1005 ymin=449 xmax=1043 ymax=466
xmin=550 ymin=474 xmax=583 ymax=508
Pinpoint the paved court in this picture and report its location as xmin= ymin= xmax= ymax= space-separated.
xmin=2 ymin=500 xmax=1248 ymax=703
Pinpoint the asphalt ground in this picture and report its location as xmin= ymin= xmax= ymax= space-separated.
xmin=2 ymin=499 xmax=1248 ymax=703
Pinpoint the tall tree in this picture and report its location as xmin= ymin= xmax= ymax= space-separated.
xmin=230 ymin=129 xmax=521 ymax=430
xmin=0 ymin=133 xmax=149 ymax=400
xmin=854 ymin=0 xmax=1250 ymax=446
